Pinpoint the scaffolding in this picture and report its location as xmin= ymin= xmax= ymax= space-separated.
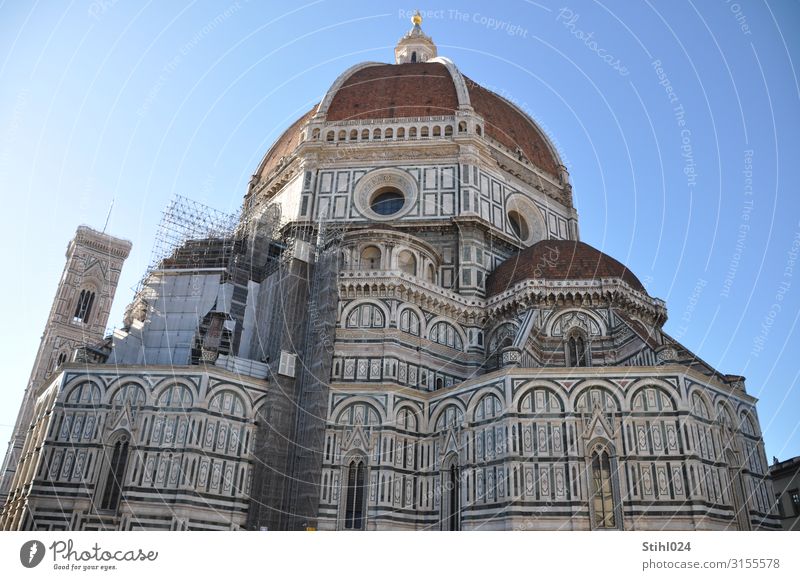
xmin=283 ymin=213 xmax=348 ymax=530
xmin=122 ymin=191 xmax=349 ymax=530
xmin=148 ymin=194 xmax=240 ymax=274
xmin=125 ymin=194 xmax=241 ymax=327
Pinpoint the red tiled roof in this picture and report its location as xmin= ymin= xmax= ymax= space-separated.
xmin=256 ymin=62 xmax=563 ymax=182
xmin=256 ymin=105 xmax=317 ymax=181
xmin=326 ymin=62 xmax=459 ymax=120
xmin=486 ymin=240 xmax=646 ymax=296
xmin=464 ymin=77 xmax=559 ymax=176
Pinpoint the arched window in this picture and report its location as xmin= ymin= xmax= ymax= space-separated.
xmin=399 ymin=308 xmax=420 ymax=336
xmin=726 ymin=450 xmax=751 ymax=530
xmin=441 ymin=457 xmax=460 ymax=530
xmin=691 ymin=392 xmax=710 ymax=419
xmin=349 ymin=129 xmax=358 ymax=141
xmin=458 ymin=121 xmax=467 ymax=134
xmin=429 ymin=321 xmax=464 ymax=351
xmin=208 ymin=390 xmax=246 ymax=417
xmin=420 ymin=126 xmax=429 ymax=138
xmin=56 ymin=352 xmax=68 ymax=368
xmin=338 ymin=130 xmax=346 ymax=142
xmin=396 ymin=407 xmax=418 ymax=432
xmin=326 ymin=131 xmax=334 ymax=142
xmin=433 ymin=126 xmax=441 ymax=137
xmin=339 ymin=250 xmax=350 ymax=271
xmin=575 ymin=388 xmax=619 ymax=430
xmin=360 ymin=246 xmax=381 ymax=269
xmin=373 ymin=128 xmax=382 ymax=140
xmin=426 ymin=264 xmax=436 ymax=283
xmin=435 ymin=405 xmax=464 ymax=432
xmin=361 ymin=129 xmax=369 ymax=140
xmin=344 ymin=458 xmax=366 ymax=529
xmin=99 ymin=433 xmax=130 ymax=512
xmin=157 ymin=384 xmax=193 ymax=409
xmin=508 ymin=210 xmax=529 ymax=240
xmin=411 ymin=51 xmax=417 ymax=63
xmin=397 ymin=250 xmax=416 ymax=276
xmin=67 ymin=382 xmax=102 ymax=405
xmin=346 ymin=303 xmax=385 ymax=328
xmin=474 ymin=394 xmax=502 ymax=421
xmin=370 ymin=189 xmax=404 ymax=216
xmin=567 ymin=333 xmax=588 ymax=367
xmin=336 ymin=402 xmax=380 ymax=426
xmin=445 ymin=125 xmax=453 ymax=137
xmin=740 ymin=412 xmax=757 ymax=436
xmin=397 ymin=127 xmax=405 ymax=139
xmin=111 ymin=383 xmax=146 ymax=422
xmin=590 ymin=447 xmax=617 ymax=529
xmin=385 ymin=128 xmax=393 ymax=139
xmin=409 ymin=127 xmax=417 ymax=139
xmin=73 ymin=289 xmax=95 ymax=323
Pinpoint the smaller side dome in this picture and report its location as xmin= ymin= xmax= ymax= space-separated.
xmin=486 ymin=240 xmax=646 ymax=296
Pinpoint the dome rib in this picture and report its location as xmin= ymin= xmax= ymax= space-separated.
xmin=464 ymin=77 xmax=560 ymax=176
xmin=254 ymin=60 xmax=565 ymax=185
xmin=254 ymin=105 xmax=317 ymax=183
xmin=315 ymin=61 xmax=385 ymax=118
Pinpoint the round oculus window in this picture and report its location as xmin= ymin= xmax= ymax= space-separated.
xmin=370 ymin=189 xmax=405 ymax=216
xmin=508 ymin=210 xmax=529 ymax=240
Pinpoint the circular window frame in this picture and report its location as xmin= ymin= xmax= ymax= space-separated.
xmin=370 ymin=187 xmax=406 ymax=216
xmin=354 ymin=168 xmax=418 ymax=221
xmin=507 ymin=210 xmax=529 ymax=241
xmin=505 ymin=194 xmax=547 ymax=246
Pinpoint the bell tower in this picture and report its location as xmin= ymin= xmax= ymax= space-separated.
xmin=395 ymin=11 xmax=437 ymax=64
xmin=0 ymin=226 xmax=131 ymax=501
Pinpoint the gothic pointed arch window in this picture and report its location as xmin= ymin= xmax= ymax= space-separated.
xmin=441 ymin=454 xmax=460 ymax=531
xmin=566 ymin=330 xmax=589 ymax=367
xmin=343 ymin=457 xmax=367 ymax=530
xmin=725 ymin=449 xmax=751 ymax=530
xmin=588 ymin=442 xmax=620 ymax=529
xmin=98 ymin=432 xmax=131 ymax=513
xmin=55 ymin=352 xmax=68 ymax=369
xmin=73 ymin=289 xmax=96 ymax=323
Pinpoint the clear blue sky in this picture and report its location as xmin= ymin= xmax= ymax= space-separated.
xmin=1 ymin=1 xmax=798 ymax=461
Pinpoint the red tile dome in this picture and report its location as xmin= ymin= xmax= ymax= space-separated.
xmin=326 ymin=62 xmax=460 ymax=121
xmin=254 ymin=60 xmax=563 ymax=184
xmin=486 ymin=240 xmax=646 ymax=296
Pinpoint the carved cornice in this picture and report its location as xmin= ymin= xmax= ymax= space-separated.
xmin=486 ymin=278 xmax=667 ymax=327
xmin=339 ymin=270 xmax=667 ymax=329
xmin=72 ymin=226 xmax=132 ymax=259
xmin=339 ymin=270 xmax=484 ymax=324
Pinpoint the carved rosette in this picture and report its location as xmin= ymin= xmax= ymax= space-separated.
xmin=500 ymin=346 xmax=522 ymax=368
xmin=655 ymin=346 xmax=678 ymax=364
